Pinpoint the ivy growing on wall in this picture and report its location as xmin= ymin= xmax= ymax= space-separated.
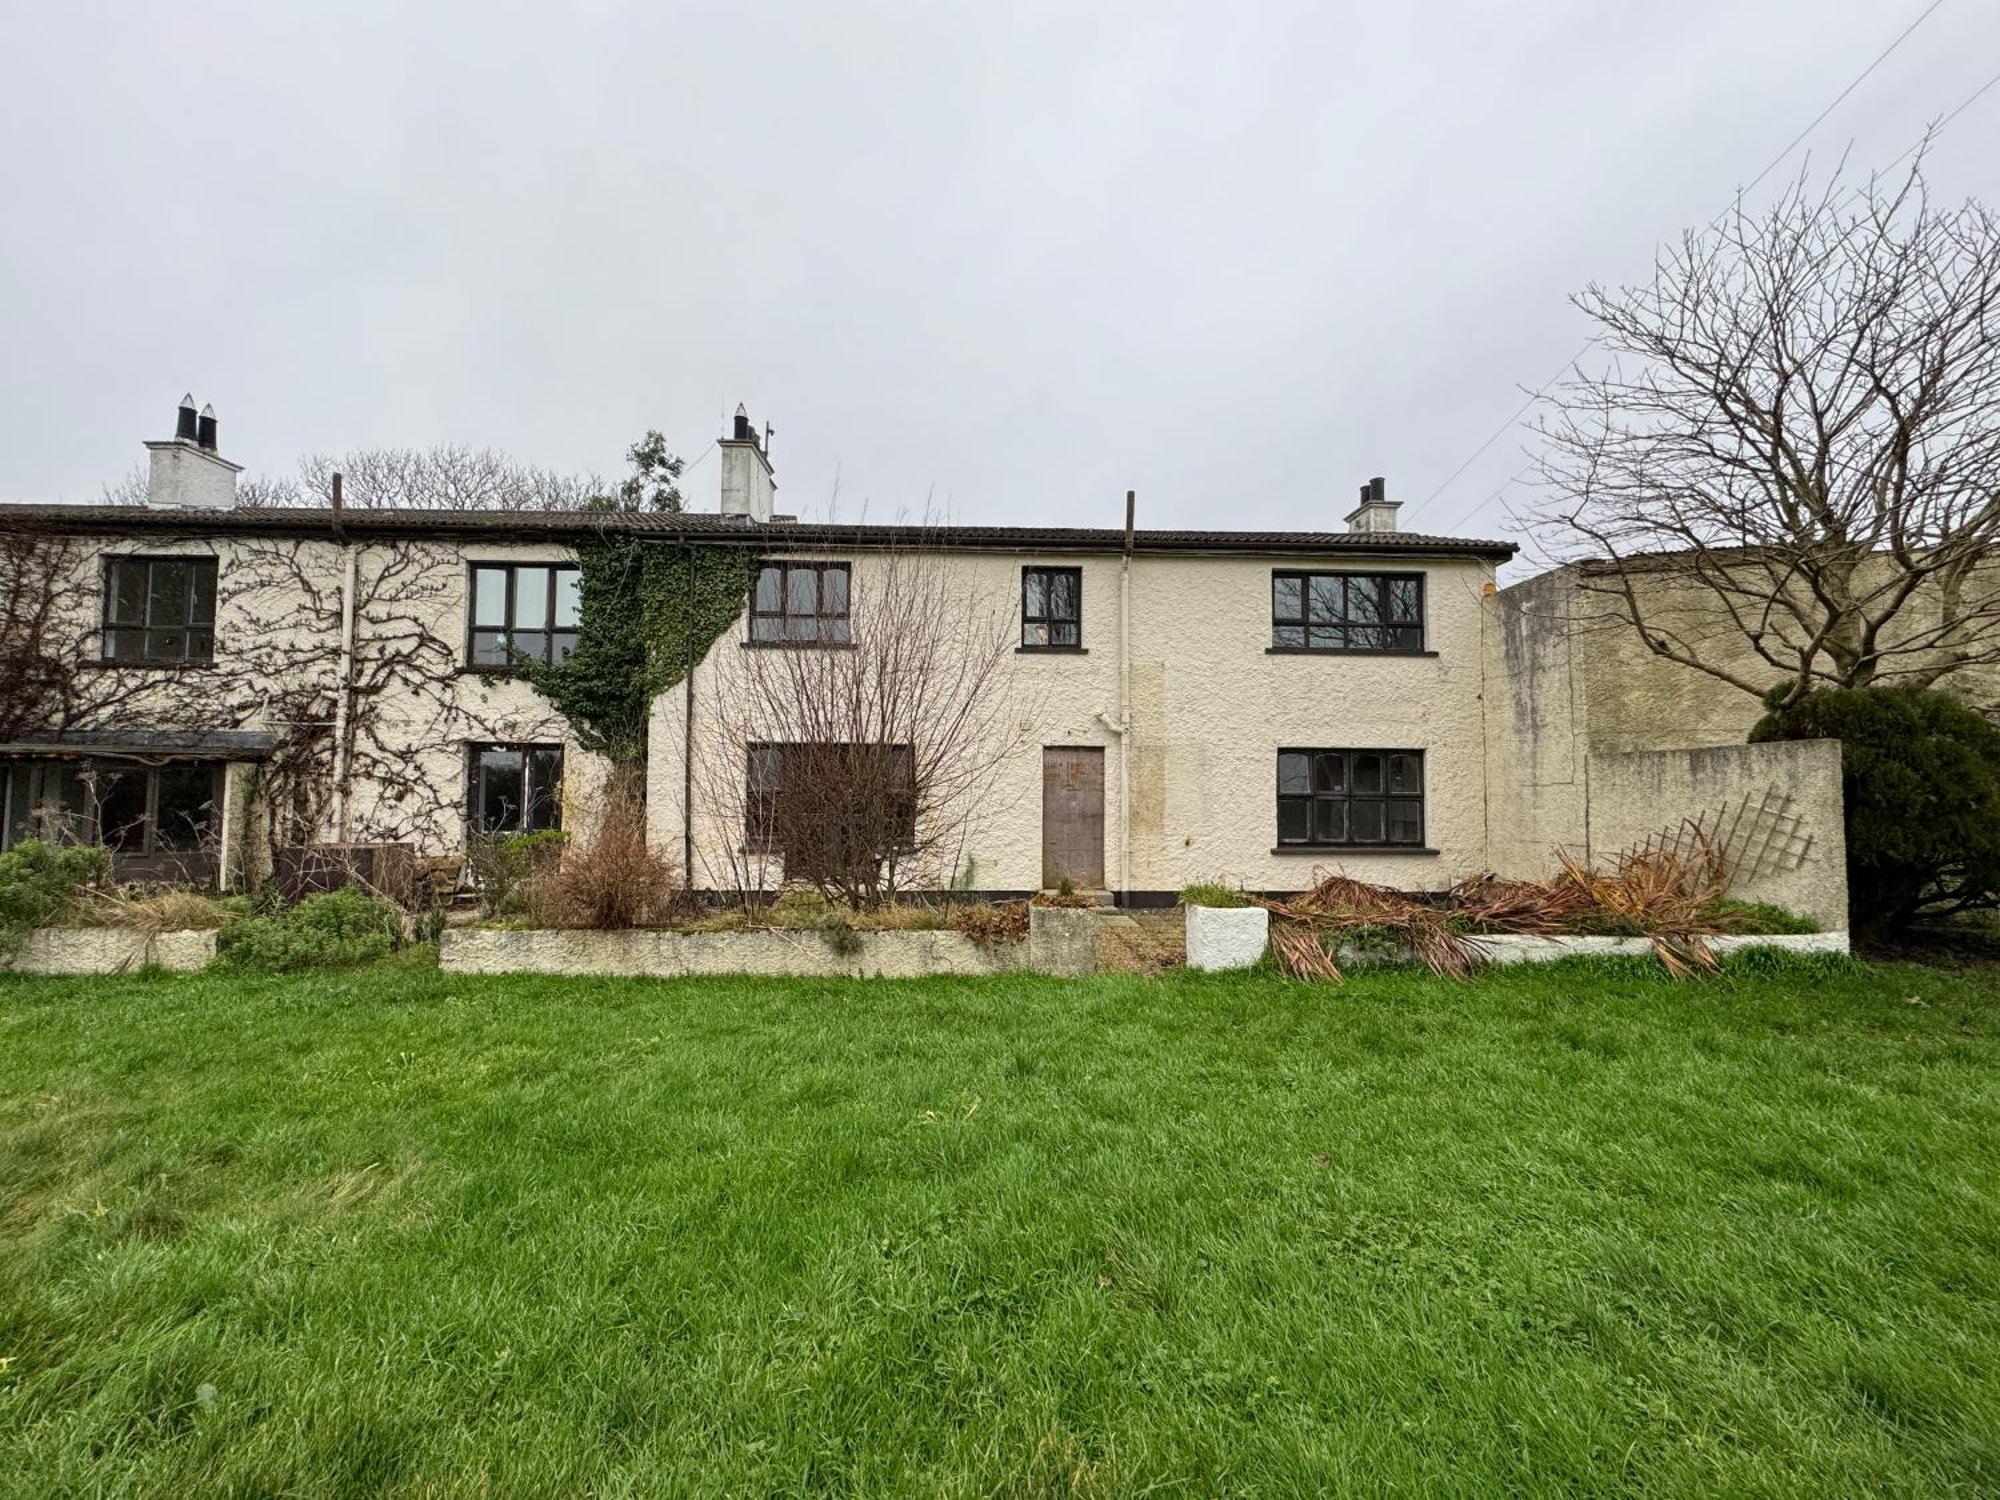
xmin=521 ymin=537 xmax=757 ymax=764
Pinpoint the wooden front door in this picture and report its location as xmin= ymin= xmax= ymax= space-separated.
xmin=1041 ymin=746 xmax=1105 ymax=890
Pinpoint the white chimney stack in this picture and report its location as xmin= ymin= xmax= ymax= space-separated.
xmin=718 ymin=403 xmax=775 ymax=523
xmin=1344 ymin=475 xmax=1401 ymax=534
xmin=143 ymin=394 xmax=241 ymax=509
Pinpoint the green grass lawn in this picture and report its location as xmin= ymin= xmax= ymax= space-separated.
xmin=2 ymin=957 xmax=1997 ymax=1496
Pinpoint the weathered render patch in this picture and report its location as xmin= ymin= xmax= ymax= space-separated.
xmin=439 ymin=926 xmax=1025 ymax=978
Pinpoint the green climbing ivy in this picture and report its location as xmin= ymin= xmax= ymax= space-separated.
xmin=521 ymin=537 xmax=757 ymax=764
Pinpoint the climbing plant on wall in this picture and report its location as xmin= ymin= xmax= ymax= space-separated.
xmin=521 ymin=537 xmax=757 ymax=765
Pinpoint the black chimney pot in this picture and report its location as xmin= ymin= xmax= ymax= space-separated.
xmin=196 ymin=404 xmax=218 ymax=452
xmin=1369 ymin=476 xmax=1386 ymax=504
xmin=732 ymin=403 xmax=754 ymax=443
xmin=176 ymin=395 xmax=198 ymax=443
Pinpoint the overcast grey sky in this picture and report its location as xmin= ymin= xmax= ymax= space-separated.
xmin=3 ymin=1 xmax=1996 ymax=550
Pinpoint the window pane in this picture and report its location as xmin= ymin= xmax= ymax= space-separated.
xmin=108 ymin=562 xmax=147 ymax=626
xmin=513 ymin=630 xmax=549 ymax=664
xmin=749 ymin=615 xmax=782 ymax=642
xmin=1352 ymin=753 xmax=1382 ymax=795
xmin=1048 ymin=572 xmax=1077 ymax=620
xmin=787 ymin=566 xmax=818 ymax=616
xmin=1308 ymin=626 xmax=1344 ymax=651
xmin=148 ymin=561 xmax=190 ymax=627
xmin=1277 ymin=752 xmax=1310 ymax=795
xmin=786 ymin=613 xmax=817 ymax=642
xmin=105 ymin=626 xmax=145 ymax=662
xmin=552 ymin=630 xmax=578 ymax=664
xmin=1346 ymin=576 xmax=1383 ymax=624
xmin=1387 ymin=625 xmax=1422 ymax=650
xmin=472 ymin=629 xmax=510 ymax=666
xmin=1272 ymin=575 xmax=1301 ymax=621
xmin=145 ymin=628 xmax=187 ymax=661
xmin=1350 ymin=800 xmax=1385 ymax=842
xmin=1023 ymin=621 xmax=1049 ymax=647
xmin=513 ymin=567 xmax=550 ymax=630
xmin=97 ymin=769 xmax=148 ymax=852
xmin=1387 ymin=754 xmax=1420 ymax=795
xmin=1051 ymin=621 xmax=1079 ymax=647
xmin=554 ymin=569 xmax=581 ymax=628
xmin=188 ymin=561 xmax=217 ymax=628
xmin=1388 ymin=799 xmax=1423 ymax=845
xmin=1273 ymin=624 xmax=1304 ymax=648
xmin=821 ymin=565 xmax=849 ymax=614
xmin=754 ymin=566 xmax=783 ymax=612
xmin=824 ymin=615 xmax=852 ymax=645
xmin=1312 ymin=753 xmax=1345 ymax=794
xmin=1277 ymin=797 xmax=1310 ymax=843
xmin=1023 ymin=571 xmax=1046 ymax=617
xmin=1314 ymin=798 xmax=1345 ymax=844
xmin=476 ymin=748 xmax=525 ymax=833
xmin=1389 ymin=577 xmax=1421 ymax=622
xmin=1308 ymin=576 xmax=1342 ymax=623
xmin=186 ymin=628 xmax=214 ymax=664
xmin=526 ymin=747 xmax=564 ymax=832
xmin=154 ymin=764 xmax=215 ymax=850
xmin=473 ymin=567 xmax=508 ymax=627
xmin=1348 ymin=624 xmax=1389 ymax=651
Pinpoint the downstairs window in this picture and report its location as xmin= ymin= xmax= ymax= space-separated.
xmin=1275 ymin=749 xmax=1424 ymax=847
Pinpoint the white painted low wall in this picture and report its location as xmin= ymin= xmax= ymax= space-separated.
xmin=1472 ymin=931 xmax=1848 ymax=964
xmin=1185 ymin=905 xmax=1269 ymax=971
xmin=441 ymin=926 xmax=1026 ymax=978
xmin=5 ymin=929 xmax=218 ymax=975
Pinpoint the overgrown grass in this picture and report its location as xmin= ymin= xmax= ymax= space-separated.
xmin=1 ymin=959 xmax=1997 ymax=1495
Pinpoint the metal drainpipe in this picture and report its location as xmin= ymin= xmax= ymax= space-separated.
xmin=679 ymin=529 xmax=695 ymax=886
xmin=1119 ymin=490 xmax=1134 ymax=903
xmin=329 ymin=475 xmax=358 ymax=844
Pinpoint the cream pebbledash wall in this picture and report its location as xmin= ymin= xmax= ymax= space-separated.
xmin=647 ymin=546 xmax=1502 ymax=897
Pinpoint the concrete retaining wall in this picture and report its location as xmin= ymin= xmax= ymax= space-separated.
xmin=5 ymin=928 xmax=217 ymax=975
xmin=1472 ymin=931 xmax=1848 ymax=964
xmin=440 ymin=926 xmax=1026 ymax=978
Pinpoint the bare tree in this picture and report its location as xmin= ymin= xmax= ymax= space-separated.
xmin=1531 ymin=152 xmax=2000 ymax=708
xmin=696 ymin=541 xmax=1028 ymax=907
xmin=0 ymin=523 xmax=166 ymax=739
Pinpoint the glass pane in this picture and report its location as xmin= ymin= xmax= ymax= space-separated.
xmin=186 ymin=628 xmax=214 ymax=663
xmin=42 ymin=766 xmax=90 ymax=844
xmin=1312 ymin=753 xmax=1345 ymax=794
xmin=1051 ymin=621 xmax=1079 ymax=647
xmin=1352 ymin=753 xmax=1383 ymax=795
xmin=1276 ymin=797 xmax=1309 ymax=843
xmin=189 ymin=562 xmax=216 ymax=627
xmin=787 ymin=566 xmax=818 ymax=616
xmin=97 ymin=769 xmax=148 ymax=852
xmin=1049 ymin=572 xmax=1078 ymax=620
xmin=754 ymin=566 xmax=782 ymax=612
xmin=1314 ymin=798 xmax=1345 ymax=844
xmin=787 ymin=614 xmax=816 ymax=642
xmin=1347 ymin=625 xmax=1389 ymax=651
xmin=1272 ymin=575 xmax=1301 ymax=621
xmin=108 ymin=562 xmax=147 ymax=626
xmin=749 ymin=615 xmax=782 ymax=642
xmin=512 ymin=630 xmax=549 ymax=664
xmin=1346 ymin=576 xmax=1383 ymax=624
xmin=513 ymin=568 xmax=550 ymax=630
xmin=554 ymin=568 xmax=581 ymax=627
xmin=1350 ymin=801 xmax=1385 ymax=842
xmin=472 ymin=629 xmax=510 ymax=666
xmin=1388 ymin=754 xmax=1420 ymax=795
xmin=527 ymin=747 xmax=564 ymax=832
xmin=821 ymin=566 xmax=848 ymax=614
xmin=552 ymin=631 xmax=578 ymax=664
xmin=145 ymin=628 xmax=187 ymax=661
xmin=476 ymin=748 xmax=525 ymax=832
xmin=1389 ymin=577 xmax=1420 ymax=623
xmin=1277 ymin=752 xmax=1310 ymax=795
xmin=148 ymin=561 xmax=190 ymax=627
xmin=155 ymin=764 xmax=215 ymax=850
xmin=1308 ymin=626 xmax=1344 ymax=651
xmin=1308 ymin=576 xmax=1342 ymax=623
xmin=1273 ymin=624 xmax=1304 ymax=649
xmin=105 ymin=626 xmax=145 ymax=662
xmin=825 ymin=615 xmax=852 ymax=644
xmin=1387 ymin=625 xmax=1422 ymax=650
xmin=473 ymin=567 xmax=508 ymax=627
xmin=1023 ymin=571 xmax=1046 ymax=617
xmin=1023 ymin=621 xmax=1049 ymax=647
xmin=1388 ymin=799 xmax=1423 ymax=845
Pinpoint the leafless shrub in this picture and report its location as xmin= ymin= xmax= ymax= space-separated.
xmin=534 ymin=788 xmax=678 ymax=929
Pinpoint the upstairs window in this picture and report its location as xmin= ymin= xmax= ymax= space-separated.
xmin=103 ymin=556 xmax=217 ymax=664
xmin=1271 ymin=572 xmax=1423 ymax=652
xmin=1021 ymin=566 xmax=1082 ymax=649
xmin=469 ymin=743 xmax=564 ymax=834
xmin=470 ymin=563 xmax=580 ymax=668
xmin=1276 ymin=749 xmax=1425 ymax=848
xmin=749 ymin=562 xmax=851 ymax=645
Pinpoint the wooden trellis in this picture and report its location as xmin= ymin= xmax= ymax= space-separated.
xmin=1623 ymin=786 xmax=1814 ymax=883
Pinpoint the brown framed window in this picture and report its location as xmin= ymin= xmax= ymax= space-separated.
xmin=0 ymin=759 xmax=219 ymax=854
xmin=103 ymin=556 xmax=217 ymax=664
xmin=469 ymin=564 xmax=580 ymax=668
xmin=1021 ymin=566 xmax=1081 ymax=648
xmin=1276 ymin=749 xmax=1424 ymax=847
xmin=1271 ymin=572 xmax=1423 ymax=652
xmin=469 ymin=743 xmax=564 ymax=833
xmin=744 ymin=741 xmax=915 ymax=860
xmin=749 ymin=562 xmax=851 ymax=644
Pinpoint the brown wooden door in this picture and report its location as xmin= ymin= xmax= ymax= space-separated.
xmin=1042 ymin=746 xmax=1105 ymax=890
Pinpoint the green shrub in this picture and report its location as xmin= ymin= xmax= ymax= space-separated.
xmin=0 ymin=840 xmax=110 ymax=956
xmin=218 ymin=888 xmax=404 ymax=973
xmin=466 ymin=830 xmax=568 ymax=917
xmin=1181 ymin=882 xmax=1251 ymax=908
xmin=1752 ymin=685 xmax=2000 ymax=933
